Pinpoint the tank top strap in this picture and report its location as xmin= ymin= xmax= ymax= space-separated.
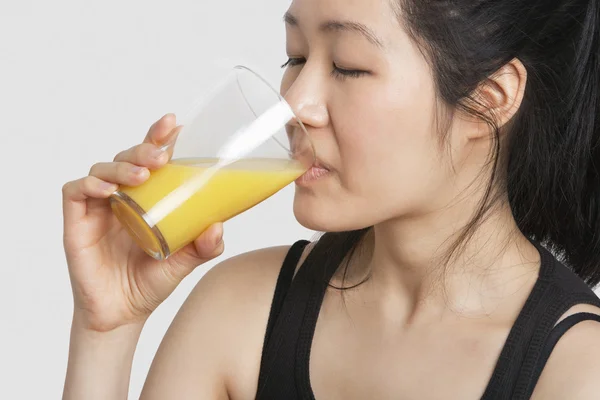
xmin=524 ymin=312 xmax=600 ymax=391
xmin=482 ymin=238 xmax=600 ymax=399
xmin=262 ymin=240 xmax=310 ymax=348
xmin=510 ymin=289 xmax=600 ymax=399
xmin=256 ymin=238 xmax=339 ymax=399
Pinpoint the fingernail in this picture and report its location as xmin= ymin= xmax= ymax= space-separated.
xmin=131 ymin=166 xmax=148 ymax=176
xmin=101 ymin=182 xmax=118 ymax=192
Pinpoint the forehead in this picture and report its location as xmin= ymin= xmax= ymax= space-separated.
xmin=287 ymin=0 xmax=400 ymax=40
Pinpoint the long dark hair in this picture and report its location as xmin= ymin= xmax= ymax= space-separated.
xmin=309 ymin=0 xmax=600 ymax=288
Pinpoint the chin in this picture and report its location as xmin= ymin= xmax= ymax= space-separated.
xmin=293 ymin=188 xmax=368 ymax=233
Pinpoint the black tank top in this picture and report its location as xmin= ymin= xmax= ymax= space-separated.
xmin=255 ymin=238 xmax=600 ymax=399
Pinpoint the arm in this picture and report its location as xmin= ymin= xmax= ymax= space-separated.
xmin=62 ymin=244 xmax=292 ymax=400
xmin=61 ymin=113 xmax=227 ymax=399
xmin=63 ymin=316 xmax=144 ymax=400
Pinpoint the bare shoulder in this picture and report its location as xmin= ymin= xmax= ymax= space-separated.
xmin=141 ymin=244 xmax=308 ymax=400
xmin=531 ymin=304 xmax=600 ymax=400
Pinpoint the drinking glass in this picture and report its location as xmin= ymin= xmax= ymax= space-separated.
xmin=109 ymin=66 xmax=315 ymax=260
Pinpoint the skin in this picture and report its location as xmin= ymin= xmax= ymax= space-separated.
xmin=62 ymin=0 xmax=600 ymax=399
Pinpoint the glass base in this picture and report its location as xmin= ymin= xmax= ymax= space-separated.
xmin=109 ymin=191 xmax=170 ymax=260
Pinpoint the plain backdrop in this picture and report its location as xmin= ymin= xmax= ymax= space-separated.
xmin=3 ymin=1 xmax=599 ymax=400
xmin=0 ymin=1 xmax=314 ymax=398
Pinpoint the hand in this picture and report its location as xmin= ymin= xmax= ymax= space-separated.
xmin=62 ymin=114 xmax=225 ymax=332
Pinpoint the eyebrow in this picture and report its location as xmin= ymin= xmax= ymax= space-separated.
xmin=283 ymin=12 xmax=384 ymax=49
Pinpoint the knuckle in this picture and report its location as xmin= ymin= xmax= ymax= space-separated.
xmin=121 ymin=144 xmax=146 ymax=165
xmin=114 ymin=144 xmax=136 ymax=162
xmin=88 ymin=163 xmax=101 ymax=176
xmin=113 ymin=150 xmax=126 ymax=162
xmin=62 ymin=181 xmax=72 ymax=196
xmin=161 ymin=261 xmax=184 ymax=285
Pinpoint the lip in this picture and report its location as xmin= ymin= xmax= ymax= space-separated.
xmin=295 ymin=160 xmax=332 ymax=186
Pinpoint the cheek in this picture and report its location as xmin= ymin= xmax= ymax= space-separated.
xmin=332 ymin=77 xmax=440 ymax=198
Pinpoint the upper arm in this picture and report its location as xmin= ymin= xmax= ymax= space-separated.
xmin=531 ymin=305 xmax=600 ymax=400
xmin=140 ymin=245 xmax=293 ymax=400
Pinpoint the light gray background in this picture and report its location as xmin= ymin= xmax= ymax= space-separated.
xmin=0 ymin=1 xmax=314 ymax=398
xmin=2 ymin=1 xmax=598 ymax=399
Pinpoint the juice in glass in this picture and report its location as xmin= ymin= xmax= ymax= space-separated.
xmin=110 ymin=157 xmax=304 ymax=259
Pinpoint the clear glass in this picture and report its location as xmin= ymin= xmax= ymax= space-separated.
xmin=109 ymin=66 xmax=315 ymax=260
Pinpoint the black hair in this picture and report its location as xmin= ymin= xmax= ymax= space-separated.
xmin=310 ymin=0 xmax=600 ymax=288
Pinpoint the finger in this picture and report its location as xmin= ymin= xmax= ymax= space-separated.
xmin=144 ymin=113 xmax=178 ymax=146
xmin=63 ymin=176 xmax=118 ymax=202
xmin=192 ymin=223 xmax=225 ymax=259
xmin=174 ymin=223 xmax=225 ymax=264
xmin=89 ymin=161 xmax=150 ymax=186
xmin=62 ymin=176 xmax=118 ymax=222
xmin=159 ymin=124 xmax=183 ymax=156
xmin=164 ymin=223 xmax=225 ymax=280
xmin=177 ymin=235 xmax=225 ymax=270
xmin=113 ymin=143 xmax=170 ymax=169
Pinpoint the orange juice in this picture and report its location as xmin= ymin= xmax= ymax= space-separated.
xmin=110 ymin=158 xmax=304 ymax=259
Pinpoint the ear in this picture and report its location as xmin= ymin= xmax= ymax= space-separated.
xmin=464 ymin=58 xmax=528 ymax=140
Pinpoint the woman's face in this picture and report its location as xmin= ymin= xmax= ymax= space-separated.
xmin=284 ymin=0 xmax=458 ymax=232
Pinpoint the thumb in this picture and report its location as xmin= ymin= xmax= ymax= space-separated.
xmin=165 ymin=223 xmax=225 ymax=276
xmin=192 ymin=222 xmax=225 ymax=258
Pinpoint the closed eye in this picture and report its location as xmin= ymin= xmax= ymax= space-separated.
xmin=331 ymin=64 xmax=369 ymax=80
xmin=281 ymin=57 xmax=306 ymax=68
xmin=281 ymin=58 xmax=370 ymax=80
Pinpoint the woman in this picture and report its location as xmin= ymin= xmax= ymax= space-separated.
xmin=62 ymin=0 xmax=600 ymax=398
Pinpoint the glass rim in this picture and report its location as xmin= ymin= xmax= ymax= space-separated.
xmin=233 ymin=64 xmax=314 ymax=161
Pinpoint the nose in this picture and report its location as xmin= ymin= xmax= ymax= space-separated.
xmin=283 ymin=69 xmax=330 ymax=130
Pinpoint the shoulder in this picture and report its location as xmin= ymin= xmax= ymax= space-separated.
xmin=191 ymin=240 xmax=313 ymax=308
xmin=531 ymin=304 xmax=600 ymax=400
xmin=142 ymin=242 xmax=312 ymax=400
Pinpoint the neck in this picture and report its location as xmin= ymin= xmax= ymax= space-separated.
xmin=340 ymin=197 xmax=540 ymax=323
